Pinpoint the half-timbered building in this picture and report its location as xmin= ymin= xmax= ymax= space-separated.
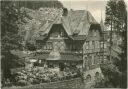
xmin=25 ymin=8 xmax=104 ymax=84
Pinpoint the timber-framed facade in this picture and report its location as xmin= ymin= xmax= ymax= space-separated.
xmin=24 ymin=8 xmax=105 ymax=84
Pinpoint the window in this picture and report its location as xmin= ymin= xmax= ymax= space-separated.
xmin=51 ymin=32 xmax=60 ymax=38
xmin=37 ymin=45 xmax=42 ymax=50
xmin=60 ymin=31 xmax=63 ymax=37
xmin=94 ymin=55 xmax=96 ymax=64
xmin=89 ymin=41 xmax=92 ymax=49
xmin=88 ymin=54 xmax=92 ymax=65
xmin=86 ymin=75 xmax=91 ymax=82
xmin=94 ymin=53 xmax=99 ymax=64
xmin=98 ymin=54 xmax=101 ymax=63
xmin=92 ymin=41 xmax=95 ymax=49
xmin=39 ymin=60 xmax=41 ymax=63
xmin=60 ymin=31 xmax=66 ymax=37
xmin=69 ymin=44 xmax=72 ymax=51
xmin=43 ymin=42 xmax=52 ymax=50
xmin=104 ymin=43 xmax=107 ymax=48
xmin=103 ymin=55 xmax=107 ymax=61
xmin=97 ymin=41 xmax=100 ymax=48
xmin=95 ymin=41 xmax=98 ymax=49
xmin=100 ymin=42 xmax=104 ymax=48
xmin=72 ymin=45 xmax=76 ymax=51
xmin=86 ymin=41 xmax=89 ymax=49
xmin=92 ymin=54 xmax=94 ymax=65
xmin=95 ymin=72 xmax=100 ymax=81
xmin=99 ymin=54 xmax=103 ymax=63
xmin=44 ymin=45 xmax=47 ymax=50
xmin=49 ymin=44 xmax=52 ymax=50
xmin=47 ymin=42 xmax=52 ymax=50
xmin=94 ymin=30 xmax=97 ymax=36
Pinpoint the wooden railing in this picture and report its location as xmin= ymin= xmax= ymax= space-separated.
xmin=35 ymin=49 xmax=83 ymax=55
xmin=2 ymin=78 xmax=84 ymax=89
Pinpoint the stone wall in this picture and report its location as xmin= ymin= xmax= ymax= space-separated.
xmin=83 ymin=67 xmax=103 ymax=85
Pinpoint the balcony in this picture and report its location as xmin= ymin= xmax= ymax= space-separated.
xmin=34 ymin=49 xmax=83 ymax=61
xmin=84 ymin=48 xmax=101 ymax=54
xmin=61 ymin=50 xmax=83 ymax=55
xmin=35 ymin=49 xmax=83 ymax=55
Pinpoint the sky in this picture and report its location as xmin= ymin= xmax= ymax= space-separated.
xmin=58 ymin=0 xmax=108 ymax=23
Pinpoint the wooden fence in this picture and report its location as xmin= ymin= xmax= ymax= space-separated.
xmin=2 ymin=78 xmax=85 ymax=89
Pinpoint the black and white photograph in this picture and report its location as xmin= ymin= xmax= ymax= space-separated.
xmin=1 ymin=0 xmax=127 ymax=89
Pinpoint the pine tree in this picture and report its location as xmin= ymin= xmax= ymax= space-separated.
xmin=116 ymin=1 xmax=127 ymax=87
xmin=1 ymin=1 xmax=24 ymax=81
xmin=103 ymin=0 xmax=127 ymax=88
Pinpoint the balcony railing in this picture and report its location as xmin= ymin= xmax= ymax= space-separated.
xmin=35 ymin=49 xmax=83 ymax=55
xmin=84 ymin=48 xmax=101 ymax=53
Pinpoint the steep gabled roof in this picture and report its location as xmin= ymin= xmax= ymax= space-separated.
xmin=29 ymin=9 xmax=99 ymax=41
xmin=62 ymin=10 xmax=98 ymax=36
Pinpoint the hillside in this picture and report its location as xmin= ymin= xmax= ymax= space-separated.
xmin=15 ymin=1 xmax=63 ymax=10
xmin=17 ymin=1 xmax=64 ymax=44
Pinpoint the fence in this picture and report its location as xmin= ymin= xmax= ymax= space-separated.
xmin=2 ymin=78 xmax=84 ymax=89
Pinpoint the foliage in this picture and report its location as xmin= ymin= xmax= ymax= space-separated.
xmin=1 ymin=1 xmax=22 ymax=49
xmin=1 ymin=0 xmax=64 ymax=84
xmin=25 ymin=42 xmax=36 ymax=51
xmin=17 ymin=0 xmax=64 ymax=44
xmin=7 ymin=67 xmax=80 ymax=87
xmin=101 ymin=61 xmax=122 ymax=87
xmin=103 ymin=0 xmax=127 ymax=88
xmin=105 ymin=0 xmax=127 ymax=32
xmin=1 ymin=1 xmax=24 ymax=80
xmin=16 ymin=1 xmax=63 ymax=10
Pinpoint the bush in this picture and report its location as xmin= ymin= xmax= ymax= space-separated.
xmin=10 ymin=66 xmax=81 ymax=87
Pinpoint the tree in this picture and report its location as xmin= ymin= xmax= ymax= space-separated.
xmin=17 ymin=0 xmax=64 ymax=45
xmin=25 ymin=42 xmax=36 ymax=51
xmin=116 ymin=1 xmax=127 ymax=86
xmin=1 ymin=1 xmax=24 ymax=81
xmin=16 ymin=1 xmax=63 ymax=10
xmin=103 ymin=0 xmax=127 ymax=88
xmin=1 ymin=0 xmax=64 ymax=82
